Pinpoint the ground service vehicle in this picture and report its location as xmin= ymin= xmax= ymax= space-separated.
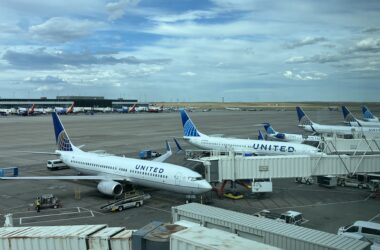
xmin=223 ymin=191 xmax=244 ymax=200
xmin=100 ymin=191 xmax=150 ymax=212
xmin=295 ymin=177 xmax=314 ymax=185
xmin=317 ymin=175 xmax=337 ymax=188
xmin=34 ymin=194 xmax=61 ymax=210
xmin=337 ymin=176 xmax=367 ymax=189
xmin=338 ymin=221 xmax=380 ymax=244
xmin=254 ymin=209 xmax=306 ymax=225
xmin=47 ymin=159 xmax=68 ymax=170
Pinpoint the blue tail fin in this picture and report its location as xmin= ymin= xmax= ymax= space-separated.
xmin=258 ymin=130 xmax=265 ymax=140
xmin=263 ymin=123 xmax=276 ymax=134
xmin=296 ymin=107 xmax=313 ymax=126
xmin=180 ymin=110 xmax=200 ymax=137
xmin=52 ymin=112 xmax=74 ymax=151
xmin=362 ymin=106 xmax=374 ymax=119
xmin=342 ymin=106 xmax=356 ymax=122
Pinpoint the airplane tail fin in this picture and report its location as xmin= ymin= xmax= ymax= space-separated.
xmin=258 ymin=130 xmax=265 ymax=140
xmin=263 ymin=123 xmax=276 ymax=134
xmin=67 ymin=102 xmax=75 ymax=114
xmin=296 ymin=107 xmax=313 ymax=126
xmin=362 ymin=106 xmax=375 ymax=119
xmin=129 ymin=104 xmax=136 ymax=113
xmin=180 ymin=110 xmax=201 ymax=137
xmin=52 ymin=112 xmax=78 ymax=152
xmin=342 ymin=106 xmax=357 ymax=123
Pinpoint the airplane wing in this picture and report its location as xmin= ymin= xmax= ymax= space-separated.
xmin=152 ymin=141 xmax=172 ymax=162
xmin=0 ymin=175 xmax=127 ymax=181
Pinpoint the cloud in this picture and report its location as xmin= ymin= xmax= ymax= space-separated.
xmin=283 ymin=70 xmax=327 ymax=80
xmin=29 ymin=17 xmax=105 ymax=43
xmin=362 ymin=27 xmax=380 ymax=33
xmin=353 ymin=38 xmax=380 ymax=52
xmin=286 ymin=54 xmax=342 ymax=64
xmin=24 ymin=75 xmax=66 ymax=84
xmin=106 ymin=0 xmax=140 ymax=21
xmin=180 ymin=71 xmax=196 ymax=76
xmin=148 ymin=10 xmax=216 ymax=23
xmin=285 ymin=36 xmax=327 ymax=49
xmin=2 ymin=48 xmax=171 ymax=69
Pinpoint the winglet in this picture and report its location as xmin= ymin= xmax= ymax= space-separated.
xmin=52 ymin=112 xmax=74 ymax=151
xmin=152 ymin=141 xmax=172 ymax=162
xmin=180 ymin=109 xmax=200 ymax=137
xmin=173 ymin=138 xmax=183 ymax=153
xmin=165 ymin=140 xmax=171 ymax=153
xmin=258 ymin=130 xmax=265 ymax=140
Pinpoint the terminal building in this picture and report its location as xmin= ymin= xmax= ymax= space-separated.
xmin=0 ymin=96 xmax=138 ymax=109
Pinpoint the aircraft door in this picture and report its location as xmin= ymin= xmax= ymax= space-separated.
xmin=175 ymin=172 xmax=182 ymax=186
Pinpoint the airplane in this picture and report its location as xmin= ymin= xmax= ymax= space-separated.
xmin=148 ymin=105 xmax=163 ymax=113
xmin=0 ymin=112 xmax=212 ymax=196
xmin=180 ymin=110 xmax=323 ymax=156
xmin=17 ymin=104 xmax=35 ymax=116
xmin=263 ymin=123 xmax=321 ymax=143
xmin=342 ymin=106 xmax=380 ymax=127
xmin=362 ymin=106 xmax=379 ymax=122
xmin=116 ymin=104 xmax=137 ymax=113
xmin=55 ymin=102 xmax=75 ymax=115
xmin=296 ymin=106 xmax=380 ymax=136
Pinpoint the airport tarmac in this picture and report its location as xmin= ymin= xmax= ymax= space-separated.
xmin=0 ymin=110 xmax=379 ymax=234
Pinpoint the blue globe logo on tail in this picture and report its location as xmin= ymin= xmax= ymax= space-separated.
xmin=180 ymin=110 xmax=200 ymax=137
xmin=52 ymin=112 xmax=73 ymax=151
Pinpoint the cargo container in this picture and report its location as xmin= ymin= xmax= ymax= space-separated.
xmin=171 ymin=226 xmax=280 ymax=250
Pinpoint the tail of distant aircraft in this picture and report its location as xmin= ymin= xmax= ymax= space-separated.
xmin=129 ymin=104 xmax=136 ymax=113
xmin=342 ymin=106 xmax=357 ymax=124
xmin=296 ymin=107 xmax=313 ymax=126
xmin=52 ymin=112 xmax=78 ymax=152
xmin=67 ymin=102 xmax=75 ymax=114
xmin=27 ymin=104 xmax=35 ymax=116
xmin=263 ymin=123 xmax=276 ymax=135
xmin=180 ymin=110 xmax=201 ymax=137
xmin=362 ymin=106 xmax=377 ymax=120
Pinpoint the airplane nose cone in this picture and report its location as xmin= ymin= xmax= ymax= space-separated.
xmin=200 ymin=180 xmax=212 ymax=192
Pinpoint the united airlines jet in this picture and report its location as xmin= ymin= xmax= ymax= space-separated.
xmin=342 ymin=106 xmax=380 ymax=127
xmin=296 ymin=106 xmax=380 ymax=136
xmin=0 ymin=112 xmax=212 ymax=196
xmin=362 ymin=106 xmax=379 ymax=122
xmin=263 ymin=123 xmax=321 ymax=143
xmin=180 ymin=110 xmax=322 ymax=156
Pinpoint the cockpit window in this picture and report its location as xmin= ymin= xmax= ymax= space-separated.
xmin=189 ymin=177 xmax=204 ymax=181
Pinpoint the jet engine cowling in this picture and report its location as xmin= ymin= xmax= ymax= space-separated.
xmin=97 ymin=180 xmax=123 ymax=196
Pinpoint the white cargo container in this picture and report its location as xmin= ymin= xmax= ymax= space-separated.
xmin=171 ymin=226 xmax=280 ymax=250
xmin=109 ymin=229 xmax=133 ymax=250
xmin=172 ymin=203 xmax=371 ymax=250
xmin=88 ymin=227 xmax=125 ymax=250
xmin=0 ymin=225 xmax=107 ymax=250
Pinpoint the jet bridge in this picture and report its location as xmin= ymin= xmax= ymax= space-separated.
xmin=196 ymin=153 xmax=380 ymax=183
xmin=321 ymin=136 xmax=380 ymax=155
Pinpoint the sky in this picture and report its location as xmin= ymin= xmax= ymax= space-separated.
xmin=0 ymin=0 xmax=379 ymax=102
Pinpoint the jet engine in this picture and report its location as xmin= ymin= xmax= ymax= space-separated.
xmin=97 ymin=180 xmax=123 ymax=196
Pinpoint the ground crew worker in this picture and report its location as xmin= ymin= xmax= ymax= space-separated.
xmin=36 ymin=198 xmax=41 ymax=212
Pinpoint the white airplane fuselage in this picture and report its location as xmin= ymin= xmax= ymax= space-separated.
xmin=59 ymin=150 xmax=210 ymax=195
xmin=184 ymin=134 xmax=321 ymax=155
xmin=267 ymin=133 xmax=321 ymax=143
xmin=348 ymin=120 xmax=380 ymax=127
xmin=299 ymin=123 xmax=380 ymax=136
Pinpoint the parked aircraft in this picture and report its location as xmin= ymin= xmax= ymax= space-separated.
xmin=17 ymin=104 xmax=35 ymax=116
xmin=116 ymin=104 xmax=136 ymax=113
xmin=362 ymin=106 xmax=379 ymax=122
xmin=342 ymin=106 xmax=380 ymax=127
xmin=0 ymin=112 xmax=212 ymax=196
xmin=148 ymin=105 xmax=163 ymax=113
xmin=180 ymin=110 xmax=322 ymax=156
xmin=55 ymin=102 xmax=75 ymax=115
xmin=263 ymin=123 xmax=321 ymax=143
xmin=296 ymin=106 xmax=380 ymax=136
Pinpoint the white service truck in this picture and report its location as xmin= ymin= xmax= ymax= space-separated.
xmin=47 ymin=159 xmax=68 ymax=170
xmin=254 ymin=209 xmax=306 ymax=225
